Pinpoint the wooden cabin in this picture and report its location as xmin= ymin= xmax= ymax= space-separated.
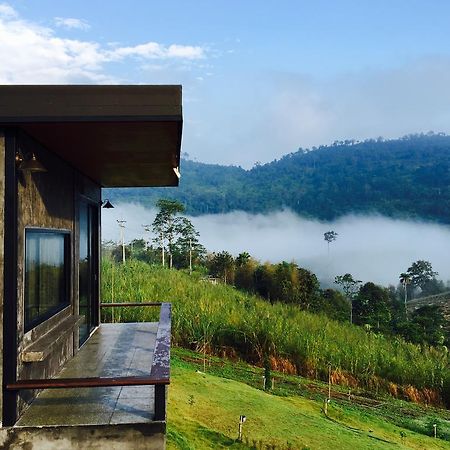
xmin=0 ymin=85 xmax=181 ymax=449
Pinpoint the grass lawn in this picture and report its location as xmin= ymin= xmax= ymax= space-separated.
xmin=167 ymin=348 xmax=450 ymax=450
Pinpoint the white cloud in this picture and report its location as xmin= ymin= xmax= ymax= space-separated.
xmin=166 ymin=44 xmax=204 ymax=59
xmin=108 ymin=42 xmax=204 ymax=61
xmin=0 ymin=3 xmax=16 ymax=18
xmin=0 ymin=4 xmax=207 ymax=84
xmin=54 ymin=17 xmax=90 ymax=30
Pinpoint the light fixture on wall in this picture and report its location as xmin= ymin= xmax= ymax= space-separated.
xmin=101 ymin=199 xmax=114 ymax=209
xmin=173 ymin=166 xmax=181 ymax=179
xmin=16 ymin=150 xmax=47 ymax=173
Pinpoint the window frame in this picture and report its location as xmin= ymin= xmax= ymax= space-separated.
xmin=24 ymin=228 xmax=71 ymax=332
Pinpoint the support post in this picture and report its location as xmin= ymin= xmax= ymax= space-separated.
xmin=154 ymin=384 xmax=166 ymax=421
xmin=3 ymin=129 xmax=18 ymax=426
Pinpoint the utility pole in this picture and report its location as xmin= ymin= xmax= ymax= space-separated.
xmin=189 ymin=238 xmax=192 ymax=275
xmin=400 ymin=273 xmax=411 ymax=319
xmin=117 ymin=220 xmax=126 ymax=263
xmin=161 ymin=231 xmax=165 ymax=267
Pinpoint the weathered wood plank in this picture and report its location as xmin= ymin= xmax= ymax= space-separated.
xmin=7 ymin=375 xmax=169 ymax=390
xmin=0 ymin=85 xmax=182 ymax=120
xmin=150 ymin=303 xmax=171 ymax=381
xmin=100 ymin=302 xmax=162 ymax=307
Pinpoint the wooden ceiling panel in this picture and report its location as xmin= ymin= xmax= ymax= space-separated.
xmin=0 ymin=85 xmax=182 ymax=187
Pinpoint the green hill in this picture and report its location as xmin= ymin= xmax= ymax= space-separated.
xmin=105 ymin=133 xmax=450 ymax=223
xmin=101 ymin=260 xmax=450 ymax=447
xmin=101 ymin=260 xmax=450 ymax=407
xmin=167 ymin=348 xmax=450 ymax=449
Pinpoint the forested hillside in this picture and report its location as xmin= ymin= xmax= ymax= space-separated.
xmin=105 ymin=133 xmax=450 ymax=223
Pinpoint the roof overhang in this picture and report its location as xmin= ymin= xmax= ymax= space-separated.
xmin=0 ymin=85 xmax=182 ymax=187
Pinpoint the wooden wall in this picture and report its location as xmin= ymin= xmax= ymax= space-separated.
xmin=13 ymin=130 xmax=101 ymax=418
xmin=0 ymin=132 xmax=5 ymax=425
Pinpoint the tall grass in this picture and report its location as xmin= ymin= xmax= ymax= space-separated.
xmin=101 ymin=259 xmax=449 ymax=403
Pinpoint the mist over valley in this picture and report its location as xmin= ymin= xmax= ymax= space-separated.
xmin=102 ymin=204 xmax=450 ymax=287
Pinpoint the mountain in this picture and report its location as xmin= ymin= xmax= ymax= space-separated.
xmin=105 ymin=133 xmax=450 ymax=223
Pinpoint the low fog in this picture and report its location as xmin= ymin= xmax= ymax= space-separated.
xmin=102 ymin=204 xmax=450 ymax=287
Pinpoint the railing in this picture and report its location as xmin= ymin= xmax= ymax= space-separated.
xmin=6 ymin=302 xmax=171 ymax=422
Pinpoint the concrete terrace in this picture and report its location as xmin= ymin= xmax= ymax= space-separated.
xmin=16 ymin=323 xmax=158 ymax=427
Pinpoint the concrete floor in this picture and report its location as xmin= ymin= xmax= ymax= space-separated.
xmin=16 ymin=322 xmax=159 ymax=427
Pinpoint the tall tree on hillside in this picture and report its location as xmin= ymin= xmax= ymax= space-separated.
xmin=236 ymin=252 xmax=251 ymax=267
xmin=235 ymin=252 xmax=257 ymax=292
xmin=396 ymin=305 xmax=447 ymax=347
xmin=254 ymin=263 xmax=276 ymax=302
xmin=209 ymin=251 xmax=235 ymax=284
xmin=152 ymin=199 xmax=185 ymax=268
xmin=334 ymin=273 xmax=362 ymax=324
xmin=315 ymin=289 xmax=351 ymax=322
xmin=272 ymin=262 xmax=299 ymax=304
xmin=324 ymin=231 xmax=338 ymax=256
xmin=175 ymin=217 xmax=206 ymax=273
xmin=353 ymin=282 xmax=391 ymax=331
xmin=399 ymin=272 xmax=411 ymax=316
xmin=406 ymin=260 xmax=438 ymax=295
xmin=296 ymin=267 xmax=321 ymax=310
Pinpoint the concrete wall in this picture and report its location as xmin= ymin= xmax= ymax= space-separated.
xmin=0 ymin=423 xmax=165 ymax=449
xmin=0 ymin=132 xmax=5 ymax=426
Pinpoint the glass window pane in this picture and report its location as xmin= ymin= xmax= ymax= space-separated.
xmin=25 ymin=230 xmax=70 ymax=331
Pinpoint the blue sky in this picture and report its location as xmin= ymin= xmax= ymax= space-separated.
xmin=2 ymin=1 xmax=450 ymax=166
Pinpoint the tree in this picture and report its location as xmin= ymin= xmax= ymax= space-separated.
xmin=324 ymin=231 xmax=338 ymax=256
xmin=396 ymin=305 xmax=446 ymax=347
xmin=353 ymin=282 xmax=391 ymax=331
xmin=419 ymin=278 xmax=446 ymax=297
xmin=296 ymin=267 xmax=321 ymax=310
xmin=406 ymin=260 xmax=438 ymax=292
xmin=272 ymin=262 xmax=299 ymax=304
xmin=315 ymin=289 xmax=351 ymax=322
xmin=235 ymin=253 xmax=257 ymax=292
xmin=334 ymin=274 xmax=362 ymax=324
xmin=399 ymin=272 xmax=411 ymax=316
xmin=254 ymin=263 xmax=276 ymax=302
xmin=236 ymin=252 xmax=251 ymax=267
xmin=209 ymin=251 xmax=235 ymax=284
xmin=152 ymin=199 xmax=185 ymax=268
xmin=174 ymin=217 xmax=206 ymax=272
xmin=111 ymin=243 xmax=131 ymax=263
xmin=411 ymin=305 xmax=446 ymax=346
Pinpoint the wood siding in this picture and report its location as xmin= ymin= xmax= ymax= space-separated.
xmin=13 ymin=130 xmax=101 ymax=419
xmin=0 ymin=132 xmax=4 ymax=425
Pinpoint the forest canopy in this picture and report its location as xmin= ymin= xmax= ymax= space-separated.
xmin=105 ymin=133 xmax=450 ymax=223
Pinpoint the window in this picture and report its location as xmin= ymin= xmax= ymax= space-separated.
xmin=24 ymin=230 xmax=70 ymax=331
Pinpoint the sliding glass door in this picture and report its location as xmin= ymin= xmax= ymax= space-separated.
xmin=79 ymin=200 xmax=99 ymax=346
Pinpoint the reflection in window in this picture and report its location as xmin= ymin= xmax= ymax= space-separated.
xmin=25 ymin=230 xmax=70 ymax=331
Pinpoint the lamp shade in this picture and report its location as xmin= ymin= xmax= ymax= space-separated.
xmin=20 ymin=153 xmax=47 ymax=173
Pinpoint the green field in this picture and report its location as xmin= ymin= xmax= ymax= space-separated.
xmin=100 ymin=259 xmax=449 ymax=447
xmin=101 ymin=260 xmax=449 ymax=406
xmin=167 ymin=349 xmax=450 ymax=449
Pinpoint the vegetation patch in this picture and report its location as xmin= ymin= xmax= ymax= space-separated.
xmin=101 ymin=260 xmax=450 ymax=406
xmin=167 ymin=348 xmax=450 ymax=449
